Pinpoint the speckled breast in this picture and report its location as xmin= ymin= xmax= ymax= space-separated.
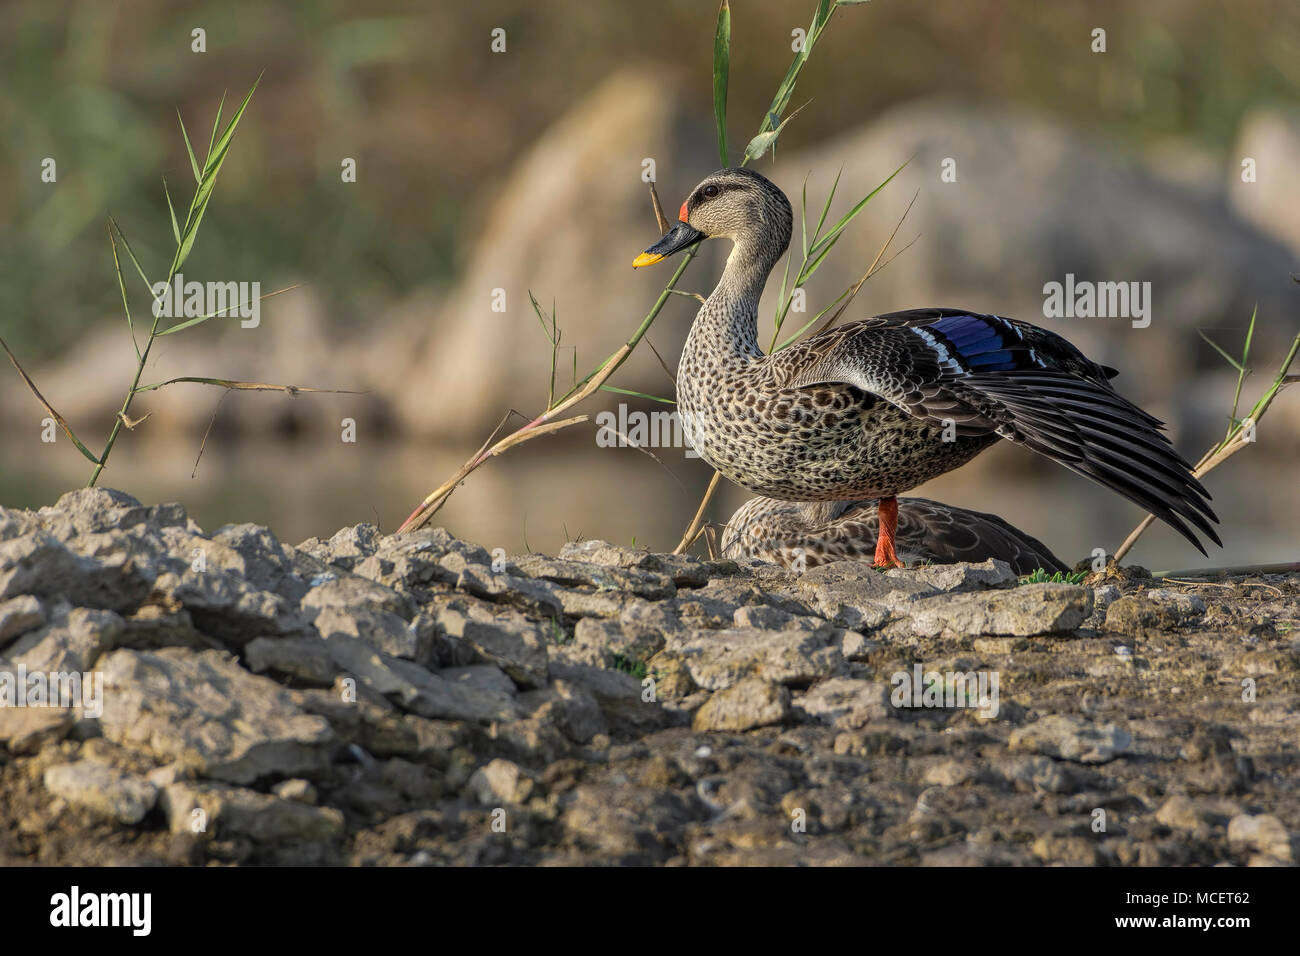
xmin=677 ymin=360 xmax=995 ymax=501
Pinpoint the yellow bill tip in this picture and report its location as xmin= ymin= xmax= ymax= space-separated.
xmin=632 ymin=252 xmax=664 ymax=269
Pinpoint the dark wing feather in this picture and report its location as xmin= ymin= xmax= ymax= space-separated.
xmin=722 ymin=495 xmax=1069 ymax=574
xmin=896 ymin=497 xmax=1070 ymax=575
xmin=776 ymin=309 xmax=1219 ymax=554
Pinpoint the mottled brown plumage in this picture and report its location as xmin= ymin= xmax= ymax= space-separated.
xmin=636 ymin=167 xmax=1220 ymax=556
xmin=722 ymin=495 xmax=1069 ymax=575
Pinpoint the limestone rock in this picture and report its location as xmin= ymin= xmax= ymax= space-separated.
xmin=1009 ymin=714 xmax=1131 ymax=764
xmin=43 ymin=760 xmax=158 ymax=825
xmin=891 ymin=583 xmax=1093 ymax=638
xmin=160 ymin=781 xmax=345 ymax=843
xmin=98 ymin=647 xmax=335 ymax=784
xmin=692 ymin=679 xmax=790 ymax=733
xmin=796 ymin=678 xmax=892 ymax=729
xmin=669 ymin=627 xmax=843 ymax=691
xmin=0 ymin=595 xmax=45 ymax=647
xmin=1227 ymin=813 xmax=1292 ymax=862
xmin=323 ymin=635 xmax=517 ymax=723
xmin=468 ymin=758 xmax=535 ymax=805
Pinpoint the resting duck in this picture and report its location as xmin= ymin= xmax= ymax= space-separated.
xmin=722 ymin=495 xmax=1068 ymax=576
xmin=634 ymin=167 xmax=1219 ymax=567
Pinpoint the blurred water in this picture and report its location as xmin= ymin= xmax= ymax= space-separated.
xmin=2 ymin=433 xmax=1293 ymax=574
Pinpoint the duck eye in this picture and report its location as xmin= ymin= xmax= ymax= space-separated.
xmin=702 ymin=184 xmax=720 ymax=199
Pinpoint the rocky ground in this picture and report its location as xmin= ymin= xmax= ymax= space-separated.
xmin=0 ymin=489 xmax=1296 ymax=866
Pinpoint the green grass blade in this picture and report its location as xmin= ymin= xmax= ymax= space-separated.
xmin=528 ymin=290 xmax=563 ymax=406
xmin=529 ymin=291 xmax=556 ymax=342
xmin=177 ymin=111 xmax=202 ymax=183
xmin=132 ymin=376 xmax=363 ymax=396
xmin=1198 ymin=329 xmax=1244 ymax=371
xmin=156 ymin=283 xmax=302 ymax=336
xmin=107 ymin=216 xmax=157 ymax=299
xmin=107 ymin=223 xmax=142 ymax=360
xmin=157 ymin=314 xmax=218 ymax=336
xmin=174 ymin=195 xmax=210 ymax=271
xmin=812 ymin=166 xmax=842 ymax=248
xmin=808 ymin=160 xmax=906 ymax=260
xmin=206 ymin=90 xmax=228 ymax=165
xmin=162 ymin=176 xmax=181 ymax=245
xmin=739 ymin=0 xmax=835 ymax=170
xmin=1228 ymin=304 xmax=1257 ymax=439
xmin=802 ymin=230 xmax=843 ymax=282
xmin=774 ymin=251 xmax=793 ymax=325
xmin=800 ymin=174 xmax=810 ymax=261
xmin=156 ymin=300 xmax=240 ymax=336
xmin=0 ymin=336 xmax=101 ymax=464
xmin=776 ymin=284 xmax=851 ymax=350
xmin=204 ymin=74 xmax=261 ymax=178
xmin=171 ymin=79 xmax=260 ymax=274
xmin=549 ymin=298 xmax=560 ymax=408
xmin=1240 ymin=304 xmax=1256 ymax=366
xmin=599 ymin=385 xmax=676 ymax=405
xmin=759 ymin=0 xmax=834 ymax=135
xmin=713 ymin=1 xmax=731 ymax=168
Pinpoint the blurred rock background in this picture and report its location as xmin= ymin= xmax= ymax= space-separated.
xmin=1 ymin=0 xmax=1297 ymax=568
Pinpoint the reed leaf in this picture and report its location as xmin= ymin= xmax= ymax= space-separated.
xmin=155 ymin=283 xmax=304 ymax=336
xmin=162 ymin=176 xmax=182 ymax=245
xmin=176 ymin=111 xmax=202 ymax=183
xmin=712 ymin=1 xmax=731 ymax=168
xmin=132 ymin=376 xmax=363 ymax=396
xmin=599 ymin=385 xmax=676 ymax=404
xmin=207 ymin=90 xmax=227 ymax=162
xmin=1229 ymin=305 xmax=1257 ymax=437
xmin=806 ymin=160 xmax=906 ymax=263
xmin=757 ymin=0 xmax=834 ymax=137
xmin=106 ymin=215 xmax=156 ymax=299
xmin=742 ymin=103 xmax=806 ymax=163
xmin=172 ymin=76 xmax=261 ymax=275
xmin=0 ymin=336 xmax=101 ymax=464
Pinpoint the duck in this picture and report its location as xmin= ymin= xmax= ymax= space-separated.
xmin=721 ymin=495 xmax=1069 ymax=575
xmin=633 ymin=166 xmax=1220 ymax=567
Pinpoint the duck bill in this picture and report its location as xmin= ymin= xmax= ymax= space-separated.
xmin=633 ymin=222 xmax=704 ymax=268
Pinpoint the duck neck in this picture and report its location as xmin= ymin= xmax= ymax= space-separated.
xmin=687 ymin=236 xmax=781 ymax=363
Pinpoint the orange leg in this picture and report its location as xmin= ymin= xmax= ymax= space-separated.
xmin=874 ymin=495 xmax=905 ymax=569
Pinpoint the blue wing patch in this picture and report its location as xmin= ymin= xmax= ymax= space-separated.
xmin=925 ymin=313 xmax=1030 ymax=372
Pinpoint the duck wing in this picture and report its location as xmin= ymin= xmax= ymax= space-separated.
xmin=774 ymin=308 xmax=1220 ymax=555
xmin=723 ymin=494 xmax=1069 ymax=574
xmin=818 ymin=497 xmax=1072 ymax=574
xmin=894 ymin=497 xmax=1070 ymax=574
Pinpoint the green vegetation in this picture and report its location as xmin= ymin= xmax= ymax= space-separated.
xmin=1020 ymin=568 xmax=1089 ymax=585
xmin=398 ymin=0 xmax=900 ymax=535
xmin=2 ymin=78 xmax=354 ymax=488
xmin=1115 ymin=303 xmax=1300 ymax=561
xmin=4 ymin=0 xmax=1292 ymax=366
xmin=549 ymin=618 xmax=572 ymax=645
xmin=611 ymin=653 xmax=649 ymax=680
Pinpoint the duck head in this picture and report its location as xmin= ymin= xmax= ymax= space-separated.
xmin=633 ymin=167 xmax=793 ymax=269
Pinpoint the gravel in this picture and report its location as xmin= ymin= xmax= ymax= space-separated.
xmin=1 ymin=488 xmax=1296 ymax=866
